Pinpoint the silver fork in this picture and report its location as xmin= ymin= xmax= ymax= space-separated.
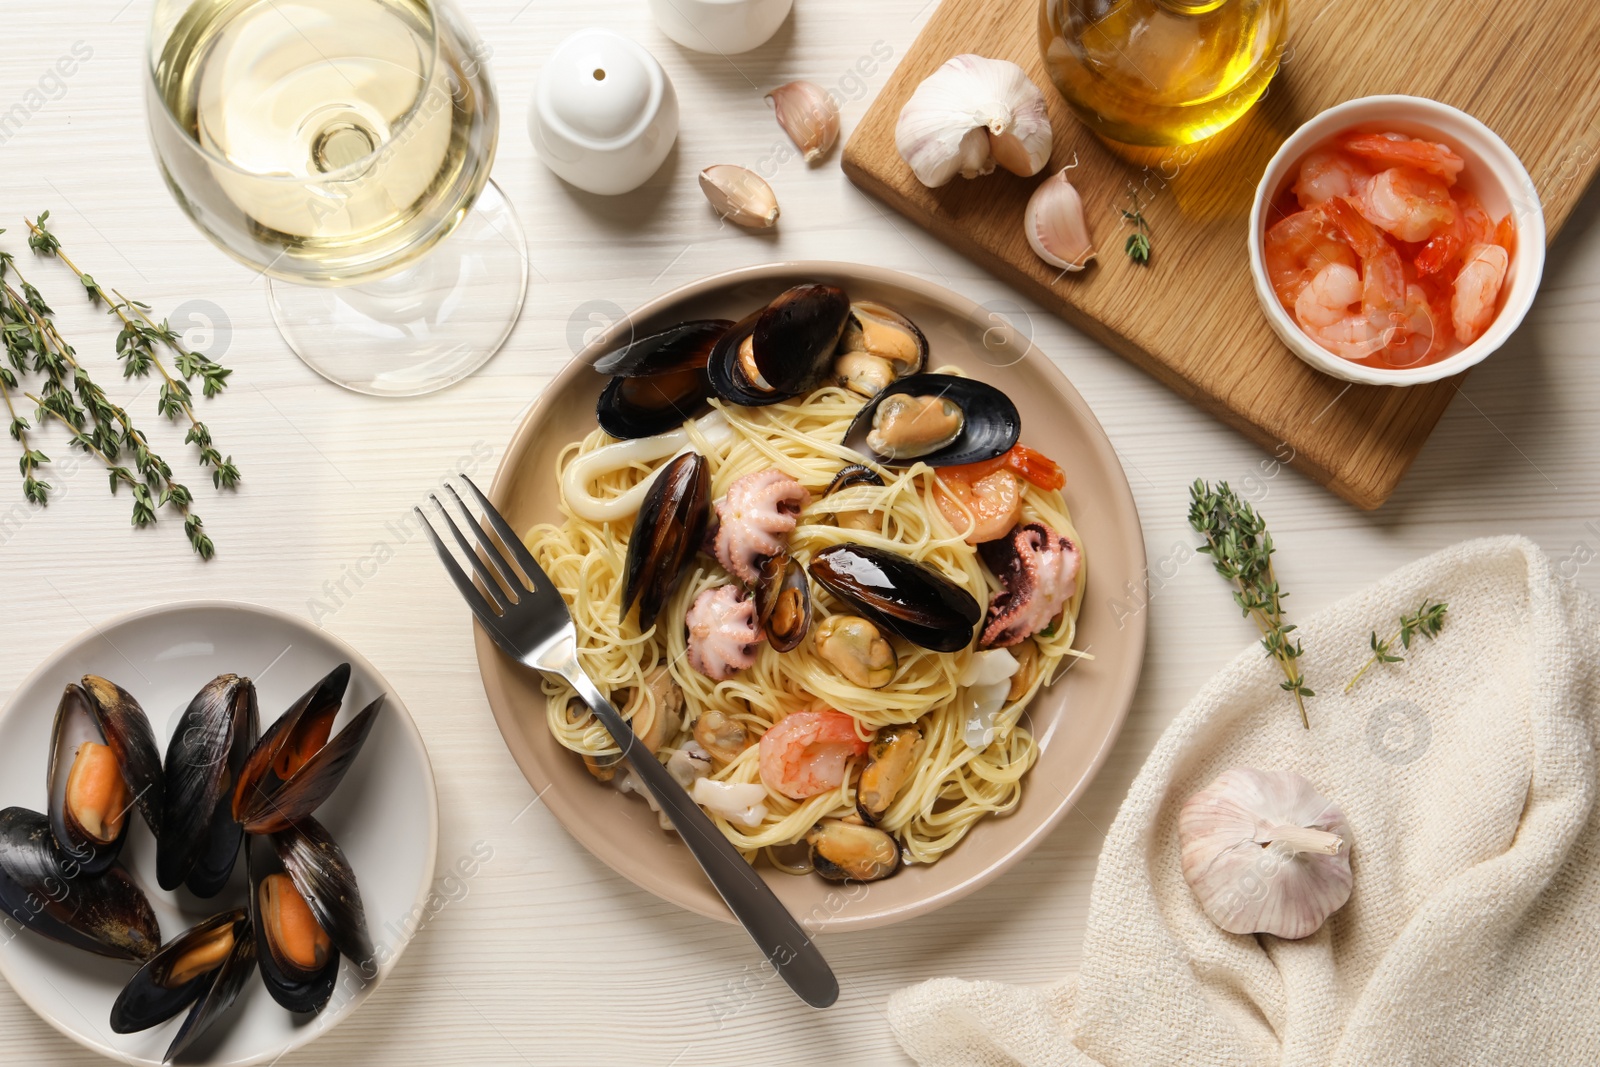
xmin=418 ymin=475 xmax=838 ymax=1009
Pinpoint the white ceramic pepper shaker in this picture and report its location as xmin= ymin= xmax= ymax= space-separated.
xmin=649 ymin=0 xmax=793 ymax=55
xmin=529 ymin=29 xmax=679 ymax=196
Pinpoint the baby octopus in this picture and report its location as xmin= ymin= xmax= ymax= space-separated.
xmin=686 ymin=585 xmax=764 ymax=681
xmin=714 ymin=469 xmax=810 ymax=584
xmin=978 ymin=522 xmax=1081 ymax=647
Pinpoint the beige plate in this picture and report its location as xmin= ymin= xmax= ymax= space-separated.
xmin=478 ymin=262 xmax=1147 ymax=930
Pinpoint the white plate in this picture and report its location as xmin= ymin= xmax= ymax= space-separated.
xmin=0 ymin=601 xmax=438 ymax=1066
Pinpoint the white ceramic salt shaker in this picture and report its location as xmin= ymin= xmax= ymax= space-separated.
xmin=529 ymin=29 xmax=679 ymax=196
xmin=649 ymin=0 xmax=793 ymax=55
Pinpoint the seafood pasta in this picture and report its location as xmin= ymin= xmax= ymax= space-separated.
xmin=523 ymin=285 xmax=1087 ymax=883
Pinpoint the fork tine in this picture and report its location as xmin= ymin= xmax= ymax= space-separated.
xmin=415 ymin=505 xmax=504 ymax=632
xmin=441 ymin=483 xmax=521 ymax=601
xmin=456 ymin=475 xmax=554 ymax=595
xmin=435 ymin=486 xmax=518 ymax=612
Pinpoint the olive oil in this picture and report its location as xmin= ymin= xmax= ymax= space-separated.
xmin=1039 ymin=0 xmax=1287 ymax=147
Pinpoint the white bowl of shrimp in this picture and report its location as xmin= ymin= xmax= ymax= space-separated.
xmin=1249 ymin=94 xmax=1545 ymax=386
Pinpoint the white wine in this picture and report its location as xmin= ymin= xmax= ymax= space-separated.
xmin=150 ymin=0 xmax=497 ymax=282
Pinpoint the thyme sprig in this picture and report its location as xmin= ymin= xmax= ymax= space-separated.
xmin=0 ymin=252 xmax=213 ymax=558
xmin=1122 ymin=188 xmax=1152 ymax=265
xmin=1188 ymin=479 xmax=1313 ymax=728
xmin=1344 ymin=600 xmax=1448 ymax=693
xmin=25 ymin=213 xmax=238 ymax=489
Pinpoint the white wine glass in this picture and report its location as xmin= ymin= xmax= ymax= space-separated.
xmin=146 ymin=0 xmax=528 ymax=396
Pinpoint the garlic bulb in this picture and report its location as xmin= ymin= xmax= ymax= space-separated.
xmin=895 ymin=55 xmax=1053 ymax=188
xmin=1178 ymin=767 xmax=1353 ymax=939
xmin=699 ymin=165 xmax=780 ymax=229
xmin=767 ymin=81 xmax=840 ymax=164
xmin=1025 ymin=167 xmax=1095 ymax=271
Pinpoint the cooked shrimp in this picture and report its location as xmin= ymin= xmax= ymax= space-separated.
xmin=1451 ymin=243 xmax=1509 ymax=344
xmin=1415 ymin=189 xmax=1496 ymax=277
xmin=1295 ymin=262 xmax=1390 ymax=360
xmin=1358 ymin=167 xmax=1457 ymax=242
xmin=1383 ymin=284 xmax=1446 ymax=367
xmin=1292 ymin=147 xmax=1369 ymax=208
xmin=1341 ymin=131 xmax=1465 ymax=182
xmin=934 ymin=467 xmax=1022 ymax=545
xmin=1262 ymin=203 xmax=1359 ymax=308
xmin=757 ymin=710 xmax=869 ymax=800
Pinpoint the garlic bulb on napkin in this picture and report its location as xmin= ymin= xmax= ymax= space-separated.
xmin=895 ymin=55 xmax=1053 ymax=187
xmin=1178 ymin=767 xmax=1353 ymax=939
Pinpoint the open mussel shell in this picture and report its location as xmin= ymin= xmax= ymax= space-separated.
xmin=842 ymin=373 xmax=1020 ymax=468
xmin=273 ymin=815 xmax=373 ymax=966
xmin=755 ymin=554 xmax=812 ymax=653
xmin=234 ymin=663 xmax=383 ymax=835
xmin=622 ymin=452 xmax=711 ymax=631
xmin=80 ymin=675 xmax=165 ymax=840
xmin=0 ymin=806 xmax=160 ymax=961
xmin=824 ymin=463 xmax=886 ymax=496
xmin=594 ymin=319 xmax=730 ymax=440
xmin=249 ymin=836 xmax=338 ymax=1014
xmin=158 ymin=675 xmax=258 ymax=896
xmin=707 ymin=311 xmax=780 ymax=406
xmin=112 ymin=908 xmax=257 ymax=1063
xmin=709 ymin=284 xmax=852 ymax=406
xmin=48 ymin=684 xmax=128 ymax=875
xmin=808 ymin=544 xmax=982 ymax=653
xmin=805 ymin=820 xmax=901 ymax=883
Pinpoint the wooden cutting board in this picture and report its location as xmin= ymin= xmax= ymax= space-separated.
xmin=843 ymin=0 xmax=1600 ymax=508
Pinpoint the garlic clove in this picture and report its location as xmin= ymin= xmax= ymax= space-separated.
xmin=895 ymin=54 xmax=1054 ymax=188
xmin=766 ymin=81 xmax=840 ymax=165
xmin=699 ymin=165 xmax=780 ymax=229
xmin=1178 ymin=767 xmax=1353 ymax=940
xmin=1025 ymin=168 xmax=1096 ymax=271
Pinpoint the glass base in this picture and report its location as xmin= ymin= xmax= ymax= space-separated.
xmin=267 ymin=180 xmax=528 ymax=397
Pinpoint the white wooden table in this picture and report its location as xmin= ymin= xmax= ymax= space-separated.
xmin=4 ymin=2 xmax=1598 ymax=1063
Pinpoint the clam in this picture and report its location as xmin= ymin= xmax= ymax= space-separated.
xmin=232 ymin=663 xmax=384 ymax=835
xmin=754 ymin=554 xmax=812 ymax=653
xmin=111 ymin=908 xmax=256 ymax=1061
xmin=805 ymin=819 xmax=901 ymax=882
xmin=272 ymin=815 xmax=374 ymax=965
xmin=832 ymin=301 xmax=928 ymax=398
xmin=842 ymin=373 xmax=1020 ymax=468
xmin=249 ymin=836 xmax=338 ymax=1014
xmin=814 ymin=615 xmax=897 ymax=689
xmin=0 ymin=806 xmax=160 ymax=961
xmin=856 ymin=723 xmax=925 ymax=824
xmin=823 ymin=463 xmax=886 ymax=532
xmin=693 ymin=708 xmax=752 ymax=765
xmin=709 ymin=284 xmax=852 ymax=406
xmin=158 ymin=674 xmax=258 ymax=897
xmin=47 ymin=680 xmax=163 ymax=874
xmin=808 ymin=543 xmax=983 ymax=653
xmin=594 ymin=319 xmax=731 ymax=440
xmin=621 ymin=451 xmax=712 ymax=630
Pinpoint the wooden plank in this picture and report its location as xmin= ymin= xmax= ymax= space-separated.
xmin=843 ymin=0 xmax=1600 ymax=508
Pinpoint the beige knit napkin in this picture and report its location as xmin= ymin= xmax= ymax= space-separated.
xmin=890 ymin=536 xmax=1600 ymax=1066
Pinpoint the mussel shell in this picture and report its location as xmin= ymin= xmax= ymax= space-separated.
xmin=842 ymin=373 xmax=1020 ymax=468
xmin=0 ymin=806 xmax=160 ymax=961
xmin=823 ymin=463 xmax=885 ymax=497
xmin=80 ymin=675 xmax=165 ymax=840
xmin=47 ymin=684 xmax=125 ymax=875
xmin=808 ymin=544 xmax=982 ymax=653
xmin=755 ymin=555 xmax=812 ymax=653
xmin=111 ymin=908 xmax=245 ymax=1034
xmin=273 ymin=815 xmax=374 ymax=965
xmin=158 ymin=675 xmax=257 ymax=896
xmin=248 ymin=836 xmax=338 ymax=1014
xmin=839 ymin=301 xmax=929 ymax=373
xmin=805 ymin=820 xmax=901 ymax=883
xmin=115 ymin=909 xmax=258 ymax=1063
xmin=621 ymin=452 xmax=711 ymax=631
xmin=234 ymin=664 xmax=382 ymax=835
xmin=750 ymin=284 xmax=852 ymax=395
xmin=707 ymin=311 xmax=785 ymax=406
xmin=594 ymin=320 xmax=730 ymax=440
xmin=593 ymin=319 xmax=732 ymax=376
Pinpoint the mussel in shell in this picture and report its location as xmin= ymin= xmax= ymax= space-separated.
xmin=0 ymin=806 xmax=160 ymax=961
xmin=842 ymin=373 xmax=1020 ymax=468
xmin=823 ymin=463 xmax=887 ymax=532
xmin=232 ymin=663 xmax=384 ymax=835
xmin=47 ymin=680 xmax=162 ymax=874
xmin=808 ymin=543 xmax=982 ymax=653
xmin=709 ymin=284 xmax=851 ymax=406
xmin=805 ymin=819 xmax=901 ymax=883
xmin=856 ymin=722 xmax=925 ymax=824
xmin=831 ymin=301 xmax=928 ymax=398
xmin=272 ymin=815 xmax=374 ymax=965
xmin=621 ymin=451 xmax=712 ymax=630
xmin=594 ymin=319 xmax=731 ymax=440
xmin=111 ymin=907 xmax=257 ymax=1063
xmin=158 ymin=675 xmax=258 ymax=897
xmin=249 ymin=836 xmax=338 ymax=1014
xmin=754 ymin=554 xmax=812 ymax=653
